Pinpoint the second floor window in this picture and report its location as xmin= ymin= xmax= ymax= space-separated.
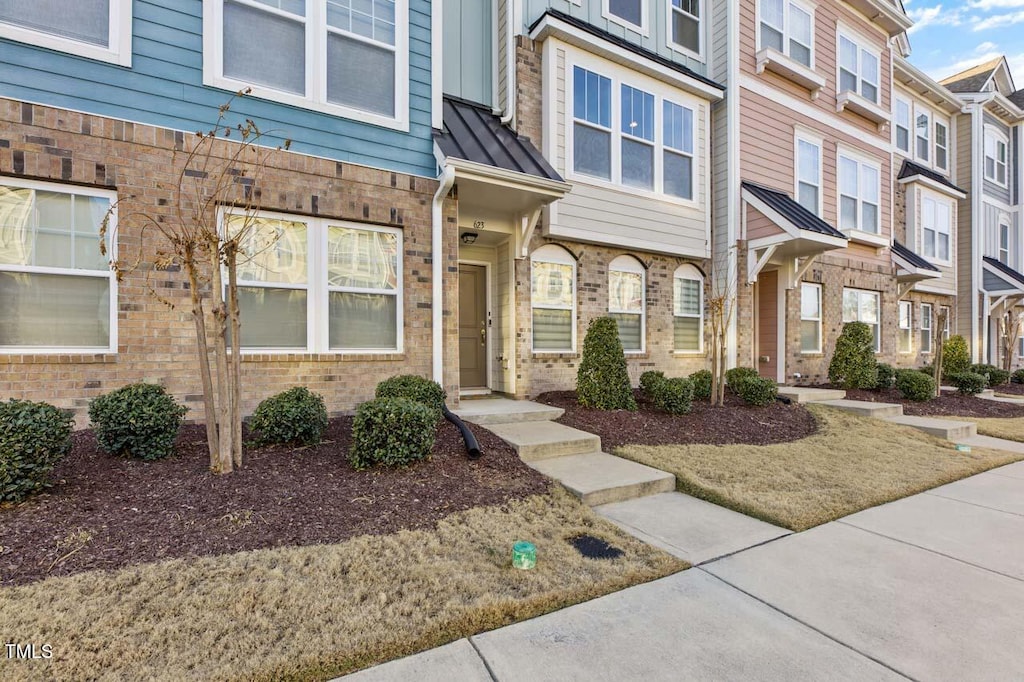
xmin=915 ymin=109 xmax=931 ymax=163
xmin=670 ymin=0 xmax=701 ymax=55
xmin=922 ymin=195 xmax=951 ymax=262
xmin=935 ymin=120 xmax=949 ymax=171
xmin=0 ymin=0 xmax=131 ymax=65
xmin=573 ymin=66 xmax=613 ymax=180
xmin=796 ymin=136 xmax=821 ymax=215
xmin=985 ymin=129 xmax=1008 ymax=186
xmin=621 ymin=85 xmax=656 ymax=190
xmin=838 ymin=152 xmax=880 ymax=234
xmin=895 ymin=99 xmax=911 ymax=153
xmin=760 ymin=0 xmax=813 ymax=67
xmin=838 ymin=34 xmax=879 ymax=104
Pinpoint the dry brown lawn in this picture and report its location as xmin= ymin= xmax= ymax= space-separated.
xmin=615 ymin=405 xmax=1024 ymax=532
xmin=0 ymin=489 xmax=683 ymax=682
xmin=938 ymin=415 xmax=1024 ymax=442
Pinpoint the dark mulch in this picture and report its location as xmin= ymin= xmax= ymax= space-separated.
xmin=834 ymin=387 xmax=1024 ymax=418
xmin=995 ymin=382 xmax=1024 ymax=396
xmin=0 ymin=418 xmax=548 ymax=587
xmin=535 ymin=390 xmax=818 ymax=450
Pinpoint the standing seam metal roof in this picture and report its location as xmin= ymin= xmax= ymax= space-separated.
xmin=741 ymin=181 xmax=846 ymax=239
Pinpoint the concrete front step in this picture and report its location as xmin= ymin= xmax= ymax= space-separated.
xmin=777 ymin=387 xmax=847 ymax=403
xmin=884 ymin=415 xmax=977 ymax=441
xmin=486 ymin=420 xmax=601 ymax=461
xmin=454 ymin=398 xmax=564 ymax=425
xmin=528 ymin=452 xmax=676 ymax=506
xmin=815 ymin=399 xmax=904 ymax=418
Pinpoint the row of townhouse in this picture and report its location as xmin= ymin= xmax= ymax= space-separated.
xmin=0 ymin=0 xmax=1022 ymax=423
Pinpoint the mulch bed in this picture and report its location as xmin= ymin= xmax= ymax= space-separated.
xmin=0 ymin=418 xmax=548 ymax=587
xmin=535 ymin=390 xmax=818 ymax=450
xmin=833 ymin=387 xmax=1024 ymax=418
xmin=994 ymin=382 xmax=1024 ymax=396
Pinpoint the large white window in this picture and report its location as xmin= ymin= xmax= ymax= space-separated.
xmin=795 ymin=133 xmax=821 ymax=215
xmin=920 ymin=303 xmax=933 ymax=354
xmin=0 ymin=0 xmax=131 ymax=66
xmin=915 ymin=108 xmax=931 ymax=163
xmin=759 ymin=0 xmax=813 ymax=67
xmin=668 ymin=0 xmax=701 ymax=56
xmin=935 ymin=119 xmax=949 ymax=171
xmin=0 ymin=179 xmax=116 ymax=353
xmin=225 ymin=211 xmax=402 ymax=352
xmin=842 ymin=288 xmax=880 ymax=352
xmin=985 ymin=128 xmax=1008 ymax=186
xmin=922 ymin=194 xmax=952 ymax=263
xmin=800 ymin=282 xmax=822 ymax=353
xmin=898 ymin=300 xmax=912 ymax=354
xmin=838 ymin=32 xmax=879 ymax=103
xmin=605 ymin=0 xmax=646 ymax=31
xmin=531 ymin=244 xmax=576 ymax=352
xmin=204 ymin=0 xmax=409 ymax=130
xmin=673 ymin=264 xmax=703 ymax=352
xmin=570 ymin=61 xmax=697 ymax=202
xmin=838 ymin=151 xmax=880 ymax=234
xmin=609 ymin=255 xmax=646 ymax=352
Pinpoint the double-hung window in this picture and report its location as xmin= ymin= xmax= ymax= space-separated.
xmin=606 ymin=0 xmax=645 ymax=30
xmin=898 ymin=301 xmax=912 ymax=354
xmin=669 ymin=0 xmax=701 ymax=56
xmin=940 ymin=306 xmax=951 ymax=339
xmin=531 ymin=245 xmax=576 ymax=352
xmin=573 ymin=66 xmax=613 ymax=181
xmin=674 ymin=264 xmax=703 ymax=352
xmin=934 ymin=119 xmax=949 ymax=171
xmin=759 ymin=0 xmax=813 ymax=67
xmin=621 ymin=85 xmax=655 ymax=190
xmin=327 ymin=225 xmax=401 ymax=350
xmin=894 ymin=98 xmax=911 ymax=153
xmin=609 ymin=255 xmax=646 ymax=352
xmin=838 ymin=152 xmax=880 ymax=234
xmin=921 ymin=195 xmax=951 ymax=263
xmin=206 ymin=0 xmax=407 ymax=128
xmin=0 ymin=0 xmax=131 ymax=65
xmin=838 ymin=33 xmax=879 ymax=103
xmin=985 ymin=129 xmax=1008 ymax=186
xmin=842 ymin=288 xmax=880 ymax=352
xmin=796 ymin=134 xmax=821 ymax=215
xmin=800 ymin=282 xmax=822 ymax=353
xmin=0 ymin=179 xmax=116 ymax=352
xmin=664 ymin=101 xmax=694 ymax=200
xmin=915 ymin=108 xmax=931 ymax=163
xmin=920 ymin=303 xmax=933 ymax=354
xmin=999 ymin=220 xmax=1010 ymax=265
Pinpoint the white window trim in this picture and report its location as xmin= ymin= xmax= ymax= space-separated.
xmin=202 ymin=0 xmax=410 ymax=132
xmin=603 ymin=0 xmax=649 ymax=36
xmin=898 ymin=300 xmax=913 ymax=354
xmin=940 ymin=305 xmax=951 ymax=339
xmin=220 ymin=208 xmax=404 ymax=355
xmin=998 ymin=218 xmax=1011 ymax=265
xmin=836 ymin=145 xmax=883 ymax=237
xmin=920 ymin=302 xmax=933 ymax=354
xmin=0 ymin=0 xmax=132 ymax=66
xmin=666 ymin=0 xmax=704 ymax=62
xmin=934 ymin=116 xmax=950 ymax=172
xmin=609 ymin=255 xmax=647 ymax=354
xmin=531 ymin=244 xmax=577 ymax=354
xmin=673 ymin=263 xmax=704 ymax=354
xmin=984 ymin=125 xmax=1009 ymax=187
xmin=794 ymin=127 xmax=823 ymax=216
xmin=836 ymin=26 xmax=880 ymax=104
xmin=893 ymin=95 xmax=911 ymax=155
xmin=914 ymin=106 xmax=931 ymax=165
xmin=842 ymin=287 xmax=881 ymax=353
xmin=0 ymin=177 xmax=119 ymax=355
xmin=755 ymin=0 xmax=816 ymax=69
xmin=920 ymin=190 xmax=953 ymax=267
xmin=800 ymin=282 xmax=822 ymax=354
xmin=565 ymin=49 xmax=701 ymax=208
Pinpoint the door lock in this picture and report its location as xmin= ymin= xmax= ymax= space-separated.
xmin=480 ymin=326 xmax=486 ymax=346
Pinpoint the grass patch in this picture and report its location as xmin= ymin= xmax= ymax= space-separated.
xmin=615 ymin=405 xmax=1024 ymax=532
xmin=938 ymin=416 xmax=1024 ymax=443
xmin=0 ymin=489 xmax=683 ymax=682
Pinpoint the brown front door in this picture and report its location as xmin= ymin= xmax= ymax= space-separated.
xmin=459 ymin=264 xmax=487 ymax=388
xmin=757 ymin=269 xmax=779 ymax=381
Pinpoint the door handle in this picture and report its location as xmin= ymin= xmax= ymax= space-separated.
xmin=480 ymin=326 xmax=486 ymax=346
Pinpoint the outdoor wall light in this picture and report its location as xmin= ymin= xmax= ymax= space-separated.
xmin=460 ymin=232 xmax=478 ymax=245
xmin=512 ymin=540 xmax=536 ymax=569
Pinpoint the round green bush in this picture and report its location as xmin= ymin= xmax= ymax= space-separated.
xmin=250 ymin=386 xmax=329 ymax=446
xmin=639 ymin=370 xmax=666 ymax=396
xmin=577 ymin=316 xmax=637 ymax=411
xmin=950 ymin=372 xmax=987 ymax=396
xmin=941 ymin=335 xmax=971 ymax=378
xmin=1013 ymin=368 xmax=1024 ymax=384
xmin=895 ymin=369 xmax=935 ymax=402
xmin=350 ymin=397 xmax=437 ymax=470
xmin=652 ymin=377 xmax=694 ymax=415
xmin=970 ymin=364 xmax=1010 ymax=387
xmin=725 ymin=367 xmax=758 ymax=392
xmin=874 ymin=363 xmax=896 ymax=390
xmin=89 ymin=383 xmax=187 ymax=461
xmin=736 ymin=376 xmax=778 ymax=407
xmin=1 ymin=399 xmax=74 ymax=502
xmin=828 ymin=322 xmax=878 ymax=389
xmin=689 ymin=369 xmax=712 ymax=401
xmin=375 ymin=374 xmax=447 ymax=415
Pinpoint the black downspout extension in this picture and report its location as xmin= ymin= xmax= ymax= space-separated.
xmin=442 ymin=405 xmax=482 ymax=459
xmin=776 ymin=394 xmax=792 ymax=405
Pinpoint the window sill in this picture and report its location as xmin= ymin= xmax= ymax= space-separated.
xmin=624 ymin=351 xmax=649 ymax=359
xmin=755 ymin=48 xmax=825 ymax=98
xmin=836 ymin=91 xmax=890 ymax=131
xmin=672 ymin=350 xmax=706 ymax=356
xmin=240 ymin=352 xmax=405 ymax=362
xmin=843 ymin=229 xmax=889 ymax=249
xmin=532 ymin=352 xmax=579 ymax=360
xmin=0 ymin=353 xmax=117 ymax=364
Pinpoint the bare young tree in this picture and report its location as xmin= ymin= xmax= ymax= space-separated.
xmin=933 ymin=307 xmax=948 ymax=398
xmin=708 ymin=248 xmax=738 ymax=407
xmin=101 ymin=91 xmax=289 ymax=474
xmin=998 ymin=307 xmax=1023 ymax=373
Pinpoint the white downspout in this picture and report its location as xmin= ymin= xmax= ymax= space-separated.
xmin=432 ymin=165 xmax=457 ymax=385
xmin=500 ymin=0 xmax=517 ymax=125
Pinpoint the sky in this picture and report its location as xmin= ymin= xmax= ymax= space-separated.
xmin=904 ymin=0 xmax=1024 ymax=88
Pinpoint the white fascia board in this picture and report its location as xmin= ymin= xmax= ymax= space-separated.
xmin=896 ymin=175 xmax=967 ymax=200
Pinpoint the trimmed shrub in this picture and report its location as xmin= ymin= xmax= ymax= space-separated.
xmin=89 ymin=383 xmax=187 ymax=461
xmin=895 ymin=369 xmax=935 ymax=402
xmin=652 ymin=377 xmax=694 ymax=415
xmin=942 ymin=335 xmax=971 ymax=378
xmin=250 ymin=387 xmax=329 ymax=446
xmin=970 ymin=363 xmax=1010 ymax=387
xmin=736 ymin=376 xmax=778 ymax=407
xmin=950 ymin=372 xmax=987 ymax=396
xmin=725 ymin=367 xmax=758 ymax=392
xmin=639 ymin=370 xmax=666 ymax=396
xmin=1013 ymin=368 xmax=1024 ymax=384
xmin=1 ymin=399 xmax=74 ymax=503
xmin=689 ymin=369 xmax=713 ymax=401
xmin=874 ymin=363 xmax=896 ymax=390
xmin=350 ymin=398 xmax=436 ymax=470
xmin=375 ymin=374 xmax=447 ymax=416
xmin=828 ymin=322 xmax=878 ymax=389
xmin=577 ymin=316 xmax=637 ymax=411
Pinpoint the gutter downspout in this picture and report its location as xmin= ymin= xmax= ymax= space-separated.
xmin=500 ymin=0 xmax=517 ymax=125
xmin=432 ymin=165 xmax=457 ymax=385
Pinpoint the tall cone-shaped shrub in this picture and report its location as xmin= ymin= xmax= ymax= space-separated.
xmin=828 ymin=321 xmax=878 ymax=389
xmin=577 ymin=316 xmax=637 ymax=410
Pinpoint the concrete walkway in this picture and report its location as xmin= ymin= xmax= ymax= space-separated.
xmin=341 ymin=459 xmax=1024 ymax=681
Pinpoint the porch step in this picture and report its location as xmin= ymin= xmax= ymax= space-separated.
xmin=883 ymin=415 xmax=977 ymax=441
xmin=486 ymin=420 xmax=601 ymax=461
xmin=777 ymin=387 xmax=847 ymax=403
xmin=527 ymin=452 xmax=676 ymax=506
xmin=815 ymin=399 xmax=904 ymax=418
xmin=453 ymin=398 xmax=564 ymax=425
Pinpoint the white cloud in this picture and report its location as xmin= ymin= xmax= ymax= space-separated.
xmin=973 ymin=10 xmax=1024 ymax=29
xmin=976 ymin=40 xmax=999 ymax=52
xmin=970 ymin=0 xmax=1024 ymax=9
xmin=908 ymin=4 xmax=964 ymax=33
xmin=929 ymin=50 xmax=1003 ymax=81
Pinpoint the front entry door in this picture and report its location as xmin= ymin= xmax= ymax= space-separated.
xmin=757 ymin=269 xmax=779 ymax=381
xmin=459 ymin=264 xmax=487 ymax=388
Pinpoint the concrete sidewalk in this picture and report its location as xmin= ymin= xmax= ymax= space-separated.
xmin=342 ymin=460 xmax=1024 ymax=681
